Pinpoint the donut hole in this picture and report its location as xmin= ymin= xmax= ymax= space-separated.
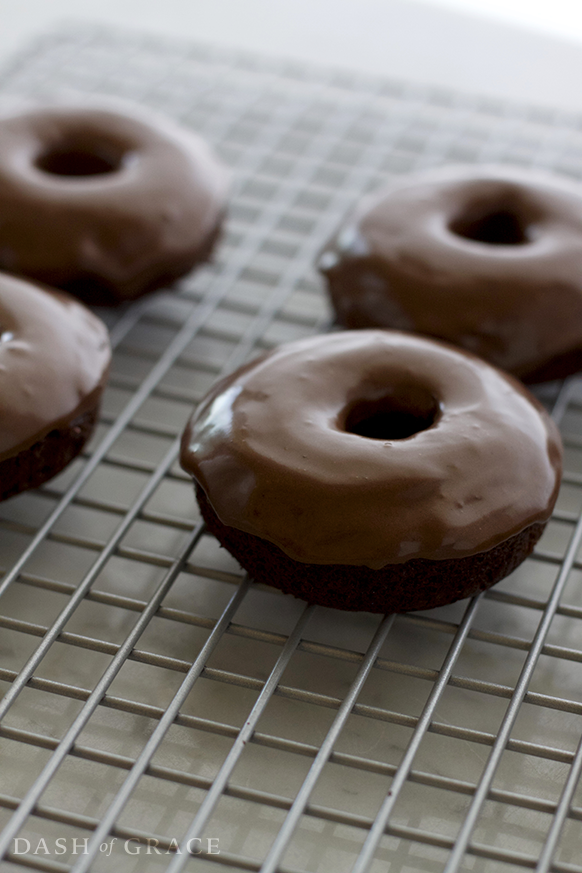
xmin=344 ymin=391 xmax=439 ymax=440
xmin=36 ymin=142 xmax=124 ymax=177
xmin=450 ymin=208 xmax=529 ymax=245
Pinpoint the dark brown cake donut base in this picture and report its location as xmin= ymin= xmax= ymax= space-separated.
xmin=197 ymin=486 xmax=545 ymax=613
xmin=0 ymin=407 xmax=98 ymax=501
xmin=520 ymin=347 xmax=582 ymax=384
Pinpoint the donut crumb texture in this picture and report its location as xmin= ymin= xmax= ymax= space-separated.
xmin=196 ymin=485 xmax=545 ymax=613
xmin=0 ymin=407 xmax=98 ymax=501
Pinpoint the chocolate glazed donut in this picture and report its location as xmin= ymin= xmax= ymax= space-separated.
xmin=0 ymin=272 xmax=111 ymax=500
xmin=0 ymin=100 xmax=228 ymax=304
xmin=181 ymin=330 xmax=562 ymax=613
xmin=319 ymin=165 xmax=582 ymax=382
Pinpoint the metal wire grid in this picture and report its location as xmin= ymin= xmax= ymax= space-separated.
xmin=0 ymin=24 xmax=582 ymax=873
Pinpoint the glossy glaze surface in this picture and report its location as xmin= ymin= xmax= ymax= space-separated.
xmin=319 ymin=165 xmax=582 ymax=378
xmin=181 ymin=330 xmax=562 ymax=568
xmin=0 ymin=272 xmax=111 ymax=458
xmin=0 ymin=99 xmax=228 ymax=300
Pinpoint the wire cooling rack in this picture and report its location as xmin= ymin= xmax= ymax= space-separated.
xmin=2 ymin=23 xmax=582 ymax=873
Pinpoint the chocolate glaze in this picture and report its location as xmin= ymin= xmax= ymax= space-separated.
xmin=180 ymin=330 xmax=562 ymax=569
xmin=197 ymin=487 xmax=546 ymax=612
xmin=0 ymin=100 xmax=229 ymax=302
xmin=0 ymin=272 xmax=110 ymax=460
xmin=319 ymin=165 xmax=582 ymax=380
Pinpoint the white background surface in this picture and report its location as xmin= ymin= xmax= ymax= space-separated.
xmin=1 ymin=0 xmax=582 ymax=113
xmin=428 ymin=0 xmax=582 ymax=42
